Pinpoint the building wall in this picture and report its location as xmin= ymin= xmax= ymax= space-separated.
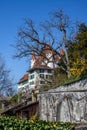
xmin=18 ymin=81 xmax=29 ymax=93
xmin=29 ymin=69 xmax=53 ymax=90
xmin=38 ymin=78 xmax=87 ymax=123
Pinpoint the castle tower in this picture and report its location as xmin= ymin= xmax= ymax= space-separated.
xmin=31 ymin=53 xmax=36 ymax=68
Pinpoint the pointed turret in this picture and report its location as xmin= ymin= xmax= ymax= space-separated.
xmin=31 ymin=53 xmax=36 ymax=68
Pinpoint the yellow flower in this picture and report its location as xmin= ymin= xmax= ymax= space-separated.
xmin=53 ymin=124 xmax=57 ymax=128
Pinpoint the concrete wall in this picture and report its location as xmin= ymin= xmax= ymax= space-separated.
xmin=38 ymin=78 xmax=87 ymax=123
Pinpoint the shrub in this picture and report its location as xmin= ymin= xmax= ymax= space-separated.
xmin=0 ymin=116 xmax=75 ymax=130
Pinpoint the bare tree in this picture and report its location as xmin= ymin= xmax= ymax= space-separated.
xmin=0 ymin=54 xmax=15 ymax=96
xmin=41 ymin=9 xmax=72 ymax=77
xmin=13 ymin=10 xmax=72 ymax=78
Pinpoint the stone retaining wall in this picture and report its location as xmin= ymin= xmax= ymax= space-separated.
xmin=38 ymin=78 xmax=87 ymax=123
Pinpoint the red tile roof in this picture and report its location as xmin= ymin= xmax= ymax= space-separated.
xmin=29 ymin=65 xmax=53 ymax=72
xmin=32 ymin=45 xmax=61 ymax=69
xmin=18 ymin=73 xmax=29 ymax=84
xmin=33 ymin=56 xmax=44 ymax=67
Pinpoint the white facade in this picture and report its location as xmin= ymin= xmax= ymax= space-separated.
xmin=18 ymin=73 xmax=29 ymax=94
xmin=18 ymin=81 xmax=29 ymax=93
xmin=29 ymin=68 xmax=53 ymax=91
xmin=18 ymin=46 xmax=59 ymax=93
xmin=28 ymin=46 xmax=60 ymax=91
xmin=45 ymin=53 xmax=54 ymax=68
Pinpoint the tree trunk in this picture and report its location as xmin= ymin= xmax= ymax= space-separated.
xmin=63 ymin=29 xmax=71 ymax=78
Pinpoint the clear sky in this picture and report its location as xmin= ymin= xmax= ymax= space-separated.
xmin=0 ymin=0 xmax=87 ymax=90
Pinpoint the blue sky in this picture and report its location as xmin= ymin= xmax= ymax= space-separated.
xmin=0 ymin=0 xmax=87 ymax=90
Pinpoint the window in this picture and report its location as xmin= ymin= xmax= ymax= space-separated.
xmin=29 ymin=81 xmax=34 ymax=85
xmin=22 ymin=80 xmax=28 ymax=85
xmin=30 ymin=74 xmax=34 ymax=79
xmin=46 ymin=75 xmax=49 ymax=79
xmin=40 ymin=74 xmax=44 ymax=78
xmin=40 ymin=81 xmax=45 ymax=84
xmin=48 ymin=70 xmax=51 ymax=73
xmin=39 ymin=69 xmax=44 ymax=73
